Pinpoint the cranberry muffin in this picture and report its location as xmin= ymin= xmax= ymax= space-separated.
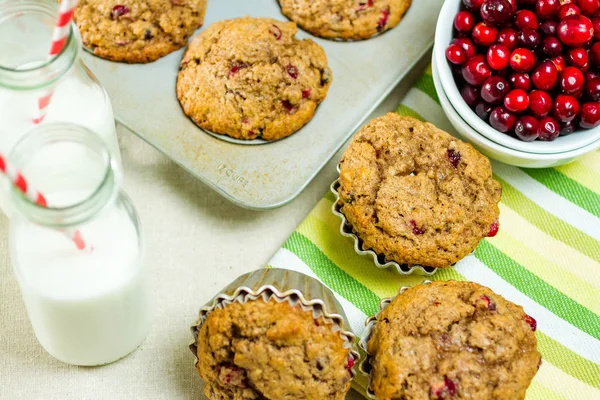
xmin=366 ymin=281 xmax=541 ymax=400
xmin=196 ymin=298 xmax=354 ymax=400
xmin=73 ymin=0 xmax=208 ymax=63
xmin=337 ymin=114 xmax=502 ymax=268
xmin=279 ymin=0 xmax=411 ymax=40
xmin=177 ymin=17 xmax=332 ymax=141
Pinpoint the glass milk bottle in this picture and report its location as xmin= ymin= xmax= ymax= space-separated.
xmin=8 ymin=123 xmax=151 ymax=366
xmin=0 ymin=0 xmax=121 ymax=216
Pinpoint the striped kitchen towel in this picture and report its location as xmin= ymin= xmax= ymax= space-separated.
xmin=268 ymin=65 xmax=600 ymax=400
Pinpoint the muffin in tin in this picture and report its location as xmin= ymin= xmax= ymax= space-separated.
xmin=337 ymin=113 xmax=502 ymax=269
xmin=363 ymin=281 xmax=541 ymax=400
xmin=279 ymin=0 xmax=412 ymax=41
xmin=177 ymin=17 xmax=332 ymax=141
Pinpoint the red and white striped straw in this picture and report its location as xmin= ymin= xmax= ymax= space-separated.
xmin=33 ymin=0 xmax=78 ymax=124
xmin=0 ymin=152 xmax=92 ymax=251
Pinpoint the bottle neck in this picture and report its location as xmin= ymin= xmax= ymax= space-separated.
xmin=9 ymin=123 xmax=119 ymax=229
xmin=0 ymin=0 xmax=80 ymax=91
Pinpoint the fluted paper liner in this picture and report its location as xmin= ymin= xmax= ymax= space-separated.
xmin=357 ymin=281 xmax=432 ymax=399
xmin=190 ymin=268 xmax=360 ymax=380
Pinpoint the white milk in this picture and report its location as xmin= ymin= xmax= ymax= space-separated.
xmin=0 ymin=67 xmax=121 ymax=216
xmin=9 ymin=191 xmax=151 ymax=366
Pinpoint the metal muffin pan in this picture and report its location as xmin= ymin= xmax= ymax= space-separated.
xmin=81 ymin=0 xmax=443 ymax=209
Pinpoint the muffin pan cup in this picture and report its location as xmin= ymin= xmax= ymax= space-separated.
xmin=189 ymin=267 xmax=360 ymax=377
xmin=330 ymin=165 xmax=438 ymax=275
xmin=358 ymin=281 xmax=432 ymax=399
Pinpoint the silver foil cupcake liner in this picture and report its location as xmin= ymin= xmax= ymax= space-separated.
xmin=357 ymin=281 xmax=432 ymax=399
xmin=330 ymin=165 xmax=437 ymax=275
xmin=190 ymin=268 xmax=360 ymax=378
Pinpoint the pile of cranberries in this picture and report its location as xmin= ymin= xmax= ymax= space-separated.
xmin=446 ymin=0 xmax=600 ymax=142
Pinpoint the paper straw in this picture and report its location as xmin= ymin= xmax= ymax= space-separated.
xmin=33 ymin=0 xmax=78 ymax=124
xmin=0 ymin=152 xmax=92 ymax=252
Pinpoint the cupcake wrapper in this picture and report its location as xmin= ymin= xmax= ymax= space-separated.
xmin=358 ymin=281 xmax=432 ymax=399
xmin=331 ymin=164 xmax=437 ymax=275
xmin=190 ymin=268 xmax=360 ymax=378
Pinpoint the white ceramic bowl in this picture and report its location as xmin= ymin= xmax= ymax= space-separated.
xmin=432 ymin=52 xmax=600 ymax=168
xmin=434 ymin=0 xmax=600 ymax=154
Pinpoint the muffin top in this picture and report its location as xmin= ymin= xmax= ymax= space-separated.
xmin=338 ymin=114 xmax=502 ymax=268
xmin=279 ymin=0 xmax=412 ymax=40
xmin=177 ymin=17 xmax=332 ymax=141
xmin=366 ymin=281 xmax=541 ymax=400
xmin=197 ymin=298 xmax=353 ymax=400
xmin=74 ymin=0 xmax=207 ymax=63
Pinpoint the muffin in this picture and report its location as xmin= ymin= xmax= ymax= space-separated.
xmin=279 ymin=0 xmax=412 ymax=40
xmin=364 ymin=281 xmax=541 ymax=400
xmin=337 ymin=114 xmax=502 ymax=269
xmin=176 ymin=17 xmax=332 ymax=141
xmin=73 ymin=0 xmax=208 ymax=63
xmin=190 ymin=268 xmax=358 ymax=400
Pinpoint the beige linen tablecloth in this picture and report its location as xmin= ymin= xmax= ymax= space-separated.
xmin=0 ymin=57 xmax=424 ymax=399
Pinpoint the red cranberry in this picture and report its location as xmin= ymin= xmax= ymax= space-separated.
xmin=510 ymin=73 xmax=532 ymax=90
xmin=529 ymin=90 xmax=554 ymax=117
xmin=377 ymin=9 xmax=390 ymax=31
xmin=517 ymin=28 xmax=541 ymax=49
xmin=509 ymin=48 xmax=536 ymax=72
xmin=559 ymin=3 xmax=581 ymax=19
xmin=490 ymin=106 xmax=517 ymax=132
xmin=487 ymin=220 xmax=500 ymax=237
xmin=567 ymin=47 xmax=590 ymax=69
xmin=286 ymin=65 xmax=299 ymax=79
xmin=111 ymin=5 xmax=130 ymax=19
xmin=516 ymin=10 xmax=539 ymax=29
xmin=536 ymin=0 xmax=561 ymax=19
xmin=430 ymin=377 xmax=457 ymax=398
xmin=481 ymin=76 xmax=510 ymax=103
xmin=346 ymin=356 xmax=355 ymax=371
xmin=590 ymin=42 xmax=600 ymax=66
xmin=281 ymin=99 xmax=297 ymax=113
xmin=479 ymin=294 xmax=497 ymax=310
xmin=540 ymin=20 xmax=558 ymax=36
xmin=559 ymin=66 xmax=585 ymax=94
xmin=464 ymin=0 xmax=485 ymax=10
xmin=410 ymin=220 xmax=425 ymax=235
xmin=446 ymin=44 xmax=467 ymax=65
xmin=455 ymin=11 xmax=476 ymax=32
xmin=542 ymin=36 xmax=563 ymax=57
xmin=560 ymin=120 xmax=577 ymax=135
xmin=461 ymin=84 xmax=482 ymax=105
xmin=481 ymin=0 xmax=514 ymax=24
xmin=504 ymin=89 xmax=530 ymax=112
xmin=532 ymin=61 xmax=558 ymax=90
xmin=302 ymin=89 xmax=311 ymax=99
xmin=475 ymin=101 xmax=494 ymax=120
xmin=577 ymin=0 xmax=600 ymax=15
xmin=447 ymin=148 xmax=462 ymax=167
xmin=579 ymin=102 xmax=600 ymax=127
xmin=593 ymin=17 xmax=600 ymax=39
xmin=497 ymin=28 xmax=518 ymax=50
xmin=584 ymin=70 xmax=600 ymax=81
xmin=487 ymin=44 xmax=511 ymax=70
xmin=515 ymin=115 xmax=540 ymax=141
xmin=453 ymin=38 xmax=477 ymax=58
xmin=507 ymin=0 xmax=518 ymax=11
xmin=462 ymin=55 xmax=493 ymax=85
xmin=472 ymin=22 xmax=498 ymax=46
xmin=524 ymin=315 xmax=537 ymax=331
xmin=270 ymin=24 xmax=282 ymax=40
xmin=557 ymin=15 xmax=594 ymax=47
xmin=584 ymin=76 xmax=600 ymax=99
xmin=538 ymin=116 xmax=561 ymax=140
xmin=553 ymin=94 xmax=580 ymax=122
xmin=551 ymin=55 xmax=567 ymax=72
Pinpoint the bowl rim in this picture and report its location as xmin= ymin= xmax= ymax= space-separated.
xmin=433 ymin=0 xmax=600 ymax=155
xmin=432 ymin=52 xmax=600 ymax=162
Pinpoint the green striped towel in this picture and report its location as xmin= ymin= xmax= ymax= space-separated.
xmin=268 ymin=65 xmax=600 ymax=399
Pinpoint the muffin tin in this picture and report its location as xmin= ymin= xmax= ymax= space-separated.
xmin=81 ymin=0 xmax=443 ymax=209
